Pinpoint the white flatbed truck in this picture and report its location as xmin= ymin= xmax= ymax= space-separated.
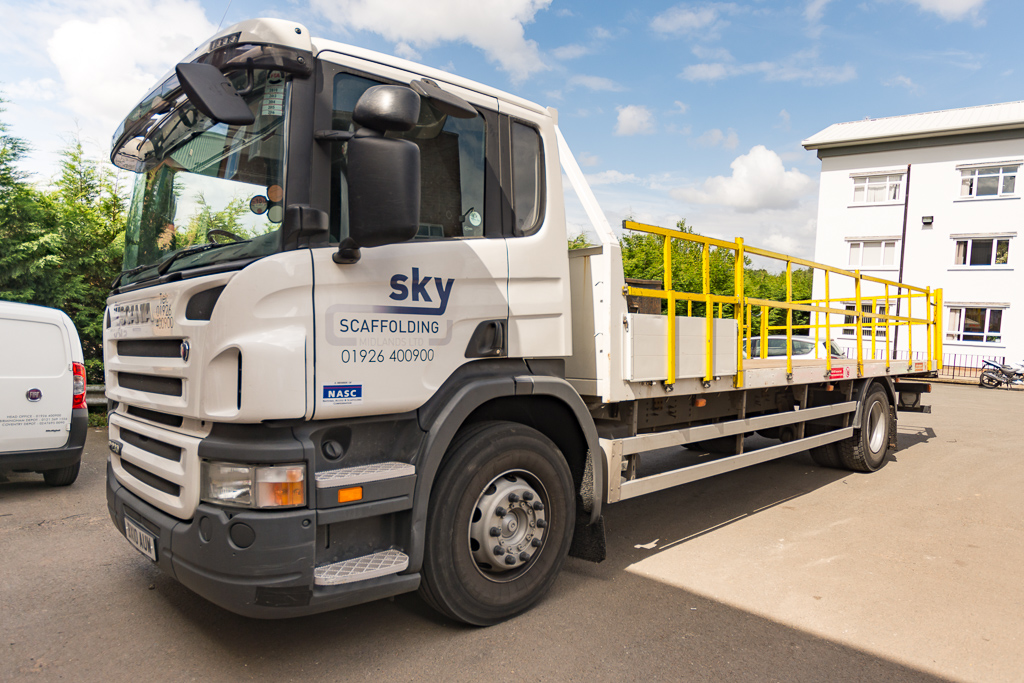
xmin=104 ymin=18 xmax=941 ymax=625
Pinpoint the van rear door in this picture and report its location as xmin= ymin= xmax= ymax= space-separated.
xmin=0 ymin=309 xmax=73 ymax=452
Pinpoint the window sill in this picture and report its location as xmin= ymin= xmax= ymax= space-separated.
xmin=943 ymin=341 xmax=1005 ymax=350
xmin=947 ymin=266 xmax=1014 ymax=272
xmin=846 ymin=202 xmax=904 ymax=208
xmin=953 ymin=196 xmax=1020 ymax=203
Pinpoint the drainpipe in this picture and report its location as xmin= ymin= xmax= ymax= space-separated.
xmin=892 ymin=164 xmax=911 ymax=360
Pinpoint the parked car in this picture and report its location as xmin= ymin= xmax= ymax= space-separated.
xmin=747 ymin=335 xmax=847 ymax=360
xmin=0 ymin=301 xmax=88 ymax=486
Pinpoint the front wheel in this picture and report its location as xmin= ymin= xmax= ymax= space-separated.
xmin=419 ymin=421 xmax=576 ymax=625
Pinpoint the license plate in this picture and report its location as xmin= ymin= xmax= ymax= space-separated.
xmin=125 ymin=517 xmax=157 ymax=561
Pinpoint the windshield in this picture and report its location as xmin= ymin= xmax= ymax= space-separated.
xmin=118 ymin=69 xmax=290 ymax=287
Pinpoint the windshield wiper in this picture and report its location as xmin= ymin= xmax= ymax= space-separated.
xmin=156 ymin=241 xmax=239 ymax=276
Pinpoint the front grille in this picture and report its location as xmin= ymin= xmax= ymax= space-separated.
xmin=126 ymin=405 xmax=184 ymax=428
xmin=117 ymin=339 xmax=183 ymax=358
xmin=121 ymin=460 xmax=181 ymax=497
xmin=118 ymin=372 xmax=183 ymax=397
xmin=120 ymin=428 xmax=181 ymax=462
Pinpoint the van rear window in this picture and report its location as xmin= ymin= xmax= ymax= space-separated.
xmin=0 ymin=320 xmax=66 ymax=377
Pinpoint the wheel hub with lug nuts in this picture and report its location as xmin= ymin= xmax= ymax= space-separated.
xmin=469 ymin=470 xmax=547 ymax=577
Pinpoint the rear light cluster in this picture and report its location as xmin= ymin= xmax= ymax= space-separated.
xmin=72 ymin=361 xmax=87 ymax=409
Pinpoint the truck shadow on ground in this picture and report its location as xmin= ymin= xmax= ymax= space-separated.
xmin=141 ymin=441 xmax=949 ymax=682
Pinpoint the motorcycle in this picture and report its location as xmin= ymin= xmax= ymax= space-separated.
xmin=979 ymin=359 xmax=1024 ymax=389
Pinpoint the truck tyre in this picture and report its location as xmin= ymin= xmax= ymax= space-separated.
xmin=419 ymin=421 xmax=575 ymax=625
xmin=837 ymin=384 xmax=893 ymax=472
xmin=809 ymin=442 xmax=842 ymax=469
xmin=43 ymin=461 xmax=80 ymax=487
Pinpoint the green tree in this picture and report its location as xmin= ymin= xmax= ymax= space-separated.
xmin=0 ymin=128 xmax=126 ymax=361
xmin=619 ymin=219 xmax=814 ymax=334
xmin=620 ymin=219 xmax=739 ymax=316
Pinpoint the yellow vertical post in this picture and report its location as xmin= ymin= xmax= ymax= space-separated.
xmin=760 ymin=306 xmax=768 ymax=358
xmin=906 ymin=289 xmax=913 ymax=369
xmin=854 ymin=272 xmax=863 ymax=376
xmin=935 ymin=289 xmax=943 ymax=370
xmin=703 ymin=241 xmax=713 ymax=384
xmin=925 ymin=287 xmax=933 ymax=368
xmin=746 ymin=304 xmax=753 ymax=359
xmin=785 ymin=261 xmax=793 ymax=375
xmin=870 ymin=296 xmax=877 ymax=360
xmin=734 ymin=238 xmax=745 ymax=388
xmin=825 ymin=270 xmax=832 ymax=375
xmin=884 ymin=284 xmax=891 ymax=370
xmin=663 ymin=235 xmax=675 ymax=385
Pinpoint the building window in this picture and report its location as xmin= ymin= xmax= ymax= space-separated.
xmin=842 ymin=302 xmax=890 ymax=337
xmin=953 ymin=237 xmax=1010 ymax=266
xmin=852 ymin=174 xmax=903 ymax=203
xmin=946 ymin=307 xmax=1003 ymax=343
xmin=960 ymin=166 xmax=1018 ymax=198
xmin=848 ymin=240 xmax=898 ymax=267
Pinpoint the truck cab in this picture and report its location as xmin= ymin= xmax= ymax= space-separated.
xmin=105 ymin=18 xmax=594 ymax=623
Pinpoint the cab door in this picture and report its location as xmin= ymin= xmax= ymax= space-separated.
xmin=310 ymin=61 xmax=508 ymax=420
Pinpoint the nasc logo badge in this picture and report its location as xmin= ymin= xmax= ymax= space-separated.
xmin=323 ymin=384 xmax=362 ymax=404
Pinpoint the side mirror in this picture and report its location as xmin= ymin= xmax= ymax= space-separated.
xmin=353 ymin=85 xmax=421 ymax=134
xmin=340 ymin=134 xmax=420 ymax=259
xmin=331 ymin=86 xmax=423 ymax=264
xmin=175 ymin=62 xmax=255 ymax=126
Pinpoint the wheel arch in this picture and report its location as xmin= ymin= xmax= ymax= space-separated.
xmin=407 ymin=371 xmax=600 ymax=574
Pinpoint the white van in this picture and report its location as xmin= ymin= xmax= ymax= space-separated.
xmin=0 ymin=301 xmax=88 ymax=486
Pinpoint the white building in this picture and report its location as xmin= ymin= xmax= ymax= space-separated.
xmin=803 ymin=101 xmax=1024 ymax=368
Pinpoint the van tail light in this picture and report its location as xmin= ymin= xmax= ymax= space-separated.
xmin=72 ymin=362 xmax=87 ymax=409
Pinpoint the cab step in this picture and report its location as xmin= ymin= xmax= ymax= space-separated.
xmin=314 ymin=549 xmax=410 ymax=586
xmin=315 ymin=462 xmax=415 ymax=488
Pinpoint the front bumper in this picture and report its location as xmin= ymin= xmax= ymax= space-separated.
xmin=106 ymin=461 xmax=420 ymax=618
xmin=0 ymin=408 xmax=88 ymax=472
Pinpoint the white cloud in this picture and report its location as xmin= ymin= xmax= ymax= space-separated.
xmin=673 ymin=145 xmax=813 ymax=212
xmin=46 ymin=1 xmax=215 ymax=124
xmin=805 ymin=0 xmax=835 ymax=23
xmin=673 ymin=100 xmax=689 ymax=114
xmin=696 ymin=128 xmax=738 ymax=149
xmin=777 ymin=109 xmax=791 ymax=129
xmin=650 ymin=3 xmax=739 ymax=36
xmin=577 ymin=152 xmax=600 ymax=167
xmin=586 ymin=169 xmax=641 ymax=185
xmin=568 ymin=74 xmax=625 ymax=91
xmin=884 ymin=75 xmax=920 ymax=91
xmin=692 ymin=45 xmax=733 ymax=61
xmin=615 ymin=105 xmax=655 ymax=136
xmin=553 ymin=44 xmax=589 ymax=60
xmin=3 ymin=78 xmax=59 ymax=102
xmin=682 ymin=50 xmax=855 ymax=85
xmin=310 ymin=0 xmax=552 ymax=82
xmin=804 ymin=0 xmax=834 ymax=37
xmin=902 ymin=0 xmax=987 ymax=22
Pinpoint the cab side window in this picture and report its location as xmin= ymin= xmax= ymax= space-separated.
xmin=510 ymin=121 xmax=544 ymax=236
xmin=330 ymin=72 xmax=487 ymax=242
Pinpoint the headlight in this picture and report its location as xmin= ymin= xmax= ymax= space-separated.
xmin=200 ymin=461 xmax=306 ymax=509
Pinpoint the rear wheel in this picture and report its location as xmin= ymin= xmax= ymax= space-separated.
xmin=43 ymin=461 xmax=80 ymax=487
xmin=837 ymin=384 xmax=893 ymax=472
xmin=809 ymin=442 xmax=842 ymax=468
xmin=419 ymin=421 xmax=575 ymax=625
xmin=979 ymin=372 xmax=1001 ymax=389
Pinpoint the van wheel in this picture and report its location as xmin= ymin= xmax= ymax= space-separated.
xmin=837 ymin=384 xmax=893 ymax=472
xmin=43 ymin=462 xmax=80 ymax=487
xmin=419 ymin=421 xmax=575 ymax=626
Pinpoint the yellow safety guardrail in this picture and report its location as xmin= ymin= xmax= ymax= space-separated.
xmin=622 ymin=220 xmax=943 ymax=387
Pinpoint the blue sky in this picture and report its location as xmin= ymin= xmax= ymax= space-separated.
xmin=0 ymin=0 xmax=1013 ymax=257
